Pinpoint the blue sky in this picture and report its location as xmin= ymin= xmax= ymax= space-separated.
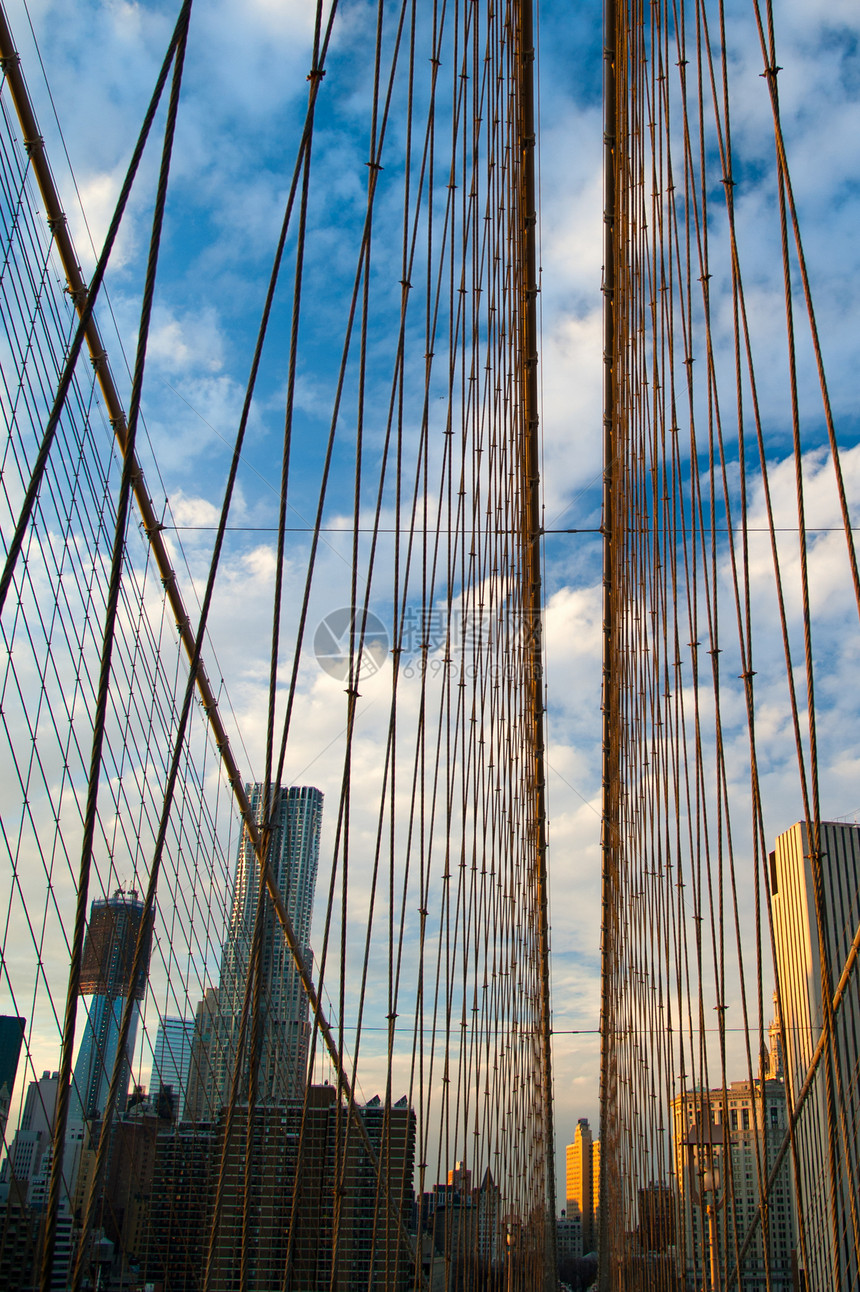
xmin=2 ymin=0 xmax=860 ymax=1208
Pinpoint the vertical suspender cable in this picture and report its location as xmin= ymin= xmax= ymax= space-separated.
xmin=513 ymin=2 xmax=557 ymax=1286
xmin=63 ymin=9 xmax=193 ymax=1286
xmin=598 ymin=0 xmax=617 ymax=1281
xmin=0 ymin=10 xmax=424 ymax=1281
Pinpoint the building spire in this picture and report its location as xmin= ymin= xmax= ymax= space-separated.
xmin=767 ymin=991 xmax=784 ymax=1081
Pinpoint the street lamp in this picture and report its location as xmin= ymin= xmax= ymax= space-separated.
xmin=503 ymin=1212 xmax=520 ymax=1292
xmin=684 ymin=1116 xmax=726 ymax=1292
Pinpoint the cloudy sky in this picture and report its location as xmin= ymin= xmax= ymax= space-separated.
xmin=1 ymin=0 xmax=859 ymax=1209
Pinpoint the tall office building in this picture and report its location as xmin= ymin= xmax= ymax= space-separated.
xmin=151 ymin=1016 xmax=194 ymax=1115
xmin=70 ymin=888 xmax=153 ymax=1122
xmin=591 ymin=1138 xmax=600 ymax=1251
xmin=0 ymin=1016 xmax=25 ymax=1144
xmin=184 ymin=987 xmax=220 ymax=1121
xmin=566 ymin=1118 xmax=598 ymax=1252
xmin=770 ymin=819 xmax=860 ymax=1291
xmin=212 ymin=785 xmax=323 ymax=1107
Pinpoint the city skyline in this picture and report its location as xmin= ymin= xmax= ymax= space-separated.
xmin=0 ymin=0 xmax=858 ymax=1285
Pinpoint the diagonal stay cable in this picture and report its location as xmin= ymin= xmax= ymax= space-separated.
xmin=43 ymin=6 xmax=193 ymax=1290
xmin=0 ymin=0 xmax=190 ymax=616
xmin=0 ymin=0 xmax=266 ymax=833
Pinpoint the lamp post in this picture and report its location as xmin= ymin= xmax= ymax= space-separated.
xmin=504 ymin=1213 xmax=520 ymax=1292
xmin=684 ymin=1116 xmax=726 ymax=1292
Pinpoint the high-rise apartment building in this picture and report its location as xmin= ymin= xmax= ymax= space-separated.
xmin=566 ymin=1118 xmax=598 ymax=1253
xmin=211 ymin=785 xmax=323 ymax=1109
xmin=74 ymin=1110 xmax=162 ymax=1278
xmin=70 ymin=888 xmax=153 ymax=1122
xmin=770 ymin=819 xmax=860 ymax=1291
xmin=144 ymin=1086 xmax=415 ymax=1291
xmin=338 ymin=1092 xmax=416 ymax=1290
xmin=429 ymin=1162 xmax=502 ymax=1275
xmin=636 ymin=1182 xmax=675 ymax=1253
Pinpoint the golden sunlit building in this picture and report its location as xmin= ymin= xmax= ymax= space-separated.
xmin=566 ymin=1118 xmax=599 ymax=1253
xmin=770 ymin=820 xmax=860 ymax=1292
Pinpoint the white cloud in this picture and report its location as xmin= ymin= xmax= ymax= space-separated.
xmin=147 ymin=305 xmax=225 ymax=373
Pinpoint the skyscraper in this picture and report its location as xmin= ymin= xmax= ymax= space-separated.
xmin=566 ymin=1118 xmax=598 ymax=1252
xmin=770 ymin=819 xmax=860 ymax=1291
xmin=70 ymin=888 xmax=153 ymax=1122
xmin=212 ymin=785 xmax=323 ymax=1108
xmin=0 ymin=1016 xmax=25 ymax=1143
xmin=0 ymin=1070 xmax=59 ymax=1196
xmin=151 ymin=1017 xmax=194 ymax=1116
xmin=183 ymin=987 xmax=220 ymax=1122
xmin=591 ymin=1138 xmax=600 ymax=1251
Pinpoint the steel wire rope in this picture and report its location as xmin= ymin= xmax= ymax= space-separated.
xmin=13 ymin=0 xmax=271 ymax=768
xmin=0 ymin=0 xmax=273 ymax=876
xmin=655 ymin=0 xmax=717 ymax=1271
xmin=674 ymin=4 xmax=780 ymax=1277
xmin=0 ymin=174 xmax=235 ymax=1260
xmin=268 ymin=7 xmax=462 ymax=1281
xmin=748 ymin=3 xmax=860 ymax=634
xmin=606 ymin=0 xmax=692 ymax=1271
xmin=0 ymin=0 xmax=193 ymax=619
xmin=0 ymin=262 xmax=218 ymax=1198
xmin=81 ymin=594 xmax=221 ymax=1262
xmin=691 ymin=0 xmax=803 ymax=1276
xmin=276 ymin=17 xmax=516 ymax=1281
xmin=765 ymin=58 xmax=854 ymax=1287
xmin=242 ymin=0 xmax=327 ymax=1277
xmin=286 ymin=12 xmax=459 ymax=1281
xmin=57 ymin=12 xmax=192 ymax=1285
xmin=280 ymin=5 xmax=449 ymax=1278
xmin=602 ymin=0 xmax=860 ymax=1280
xmin=369 ymin=2 xmax=542 ymax=1271
xmin=326 ymin=0 xmax=398 ymax=1266
xmin=759 ymin=0 xmax=860 ymax=1274
xmin=176 ymin=3 xmax=440 ymax=1281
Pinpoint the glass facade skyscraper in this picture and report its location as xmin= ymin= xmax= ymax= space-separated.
xmin=152 ymin=1017 xmax=194 ymax=1116
xmin=70 ymin=889 xmax=153 ymax=1122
